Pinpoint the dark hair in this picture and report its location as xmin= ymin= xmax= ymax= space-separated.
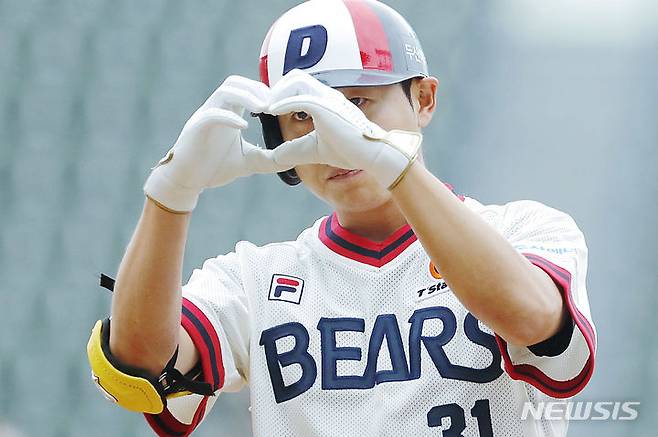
xmin=400 ymin=78 xmax=414 ymax=107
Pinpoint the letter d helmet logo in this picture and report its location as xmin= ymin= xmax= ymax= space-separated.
xmin=283 ymin=25 xmax=328 ymax=75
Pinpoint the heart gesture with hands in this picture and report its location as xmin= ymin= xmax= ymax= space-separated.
xmin=268 ymin=70 xmax=422 ymax=190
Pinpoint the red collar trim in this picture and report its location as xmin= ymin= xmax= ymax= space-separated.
xmin=319 ymin=212 xmax=417 ymax=268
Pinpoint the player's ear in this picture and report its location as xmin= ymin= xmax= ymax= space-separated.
xmin=414 ymin=77 xmax=439 ymax=128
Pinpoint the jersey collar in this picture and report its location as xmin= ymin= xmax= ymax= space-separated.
xmin=317 ymin=183 xmax=465 ymax=268
xmin=319 ymin=212 xmax=417 ymax=268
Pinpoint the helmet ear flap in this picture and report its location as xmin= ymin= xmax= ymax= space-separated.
xmin=256 ymin=113 xmax=301 ymax=186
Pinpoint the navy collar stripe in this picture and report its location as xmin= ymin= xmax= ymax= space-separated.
xmin=324 ymin=215 xmax=415 ymax=260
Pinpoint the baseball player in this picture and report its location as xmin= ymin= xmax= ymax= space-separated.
xmin=87 ymin=1 xmax=596 ymax=436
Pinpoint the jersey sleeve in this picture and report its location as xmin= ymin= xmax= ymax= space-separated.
xmin=489 ymin=200 xmax=597 ymax=399
xmin=145 ymin=250 xmax=250 ymax=436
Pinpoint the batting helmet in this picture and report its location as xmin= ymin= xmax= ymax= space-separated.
xmin=257 ymin=0 xmax=429 ymax=185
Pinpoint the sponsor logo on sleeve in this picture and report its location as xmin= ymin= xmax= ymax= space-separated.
xmin=417 ymin=261 xmax=450 ymax=302
xmin=513 ymin=244 xmax=576 ymax=255
xmin=429 ymin=261 xmax=442 ymax=279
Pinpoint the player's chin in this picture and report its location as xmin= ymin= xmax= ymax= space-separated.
xmin=325 ymin=171 xmax=390 ymax=209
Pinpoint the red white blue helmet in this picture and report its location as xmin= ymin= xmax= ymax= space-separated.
xmin=257 ymin=0 xmax=429 ymax=185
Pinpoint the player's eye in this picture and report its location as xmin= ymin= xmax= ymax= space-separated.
xmin=348 ymin=97 xmax=367 ymax=107
xmin=292 ymin=111 xmax=311 ymax=121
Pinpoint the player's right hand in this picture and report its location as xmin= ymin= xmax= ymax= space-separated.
xmin=143 ymin=75 xmax=288 ymax=213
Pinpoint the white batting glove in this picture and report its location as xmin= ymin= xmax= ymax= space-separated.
xmin=144 ymin=75 xmax=288 ymax=212
xmin=268 ymin=70 xmax=422 ymax=189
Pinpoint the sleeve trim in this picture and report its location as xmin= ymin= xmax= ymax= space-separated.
xmin=181 ymin=298 xmax=225 ymax=390
xmin=495 ymin=253 xmax=596 ymax=398
xmin=145 ymin=297 xmax=221 ymax=437
xmin=524 ymin=253 xmax=596 ymax=350
xmin=144 ymin=397 xmax=209 ymax=437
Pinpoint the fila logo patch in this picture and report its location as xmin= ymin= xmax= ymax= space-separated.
xmin=269 ymin=274 xmax=304 ymax=305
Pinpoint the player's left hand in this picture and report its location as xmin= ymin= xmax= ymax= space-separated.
xmin=268 ymin=70 xmax=422 ymax=189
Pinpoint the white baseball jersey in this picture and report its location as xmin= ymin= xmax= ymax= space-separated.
xmin=144 ymin=193 xmax=596 ymax=437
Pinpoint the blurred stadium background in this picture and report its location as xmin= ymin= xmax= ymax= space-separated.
xmin=0 ymin=0 xmax=656 ymax=436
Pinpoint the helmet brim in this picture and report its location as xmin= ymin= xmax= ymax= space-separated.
xmin=311 ymin=69 xmax=426 ymax=88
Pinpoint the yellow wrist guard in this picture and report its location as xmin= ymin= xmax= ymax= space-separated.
xmin=86 ymin=318 xmax=214 ymax=414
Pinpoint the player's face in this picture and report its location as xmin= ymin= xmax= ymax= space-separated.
xmin=277 ymin=79 xmax=437 ymax=213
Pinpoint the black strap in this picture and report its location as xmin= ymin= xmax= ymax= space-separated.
xmin=100 ymin=273 xmax=115 ymax=292
xmin=159 ymin=350 xmax=215 ymax=397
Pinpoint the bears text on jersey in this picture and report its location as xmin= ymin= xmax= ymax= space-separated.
xmin=259 ymin=305 xmax=504 ymax=404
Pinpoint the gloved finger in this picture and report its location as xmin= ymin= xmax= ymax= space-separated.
xmin=205 ymin=76 xmax=270 ymax=113
xmin=210 ymin=85 xmax=270 ymax=115
xmin=267 ymin=95 xmax=328 ymax=119
xmin=271 ymin=131 xmax=322 ymax=167
xmin=222 ymin=75 xmax=271 ymax=102
xmin=269 ymin=69 xmax=333 ymax=104
xmin=241 ymin=142 xmax=298 ymax=173
xmin=191 ymin=107 xmax=248 ymax=131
